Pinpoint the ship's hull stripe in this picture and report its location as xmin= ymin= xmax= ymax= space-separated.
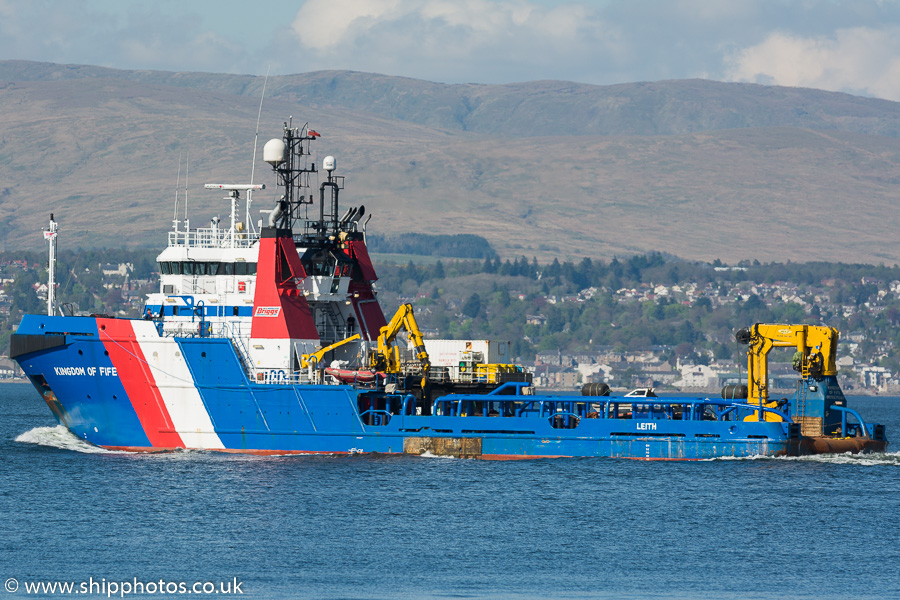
xmin=98 ymin=319 xmax=186 ymax=448
xmin=131 ymin=324 xmax=225 ymax=449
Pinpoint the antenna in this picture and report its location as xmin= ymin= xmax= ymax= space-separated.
xmin=263 ymin=121 xmax=320 ymax=232
xmin=204 ymin=184 xmax=265 ymax=247
xmin=247 ymin=66 xmax=270 ymax=236
xmin=184 ymin=150 xmax=190 ymax=232
xmin=43 ymin=214 xmax=58 ymax=317
xmin=173 ymin=150 xmax=183 ymax=232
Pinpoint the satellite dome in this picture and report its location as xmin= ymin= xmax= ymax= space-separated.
xmin=263 ymin=138 xmax=286 ymax=167
xmin=323 ymin=156 xmax=336 ymax=172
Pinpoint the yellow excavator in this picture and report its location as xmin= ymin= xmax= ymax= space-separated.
xmin=736 ymin=323 xmax=838 ymax=422
xmin=369 ymin=303 xmax=430 ymax=377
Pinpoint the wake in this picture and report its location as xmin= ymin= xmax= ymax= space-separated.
xmin=15 ymin=426 xmax=121 ymax=454
xmin=708 ymin=450 xmax=900 ymax=466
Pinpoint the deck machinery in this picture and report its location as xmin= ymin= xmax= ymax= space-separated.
xmin=735 ymin=323 xmax=882 ymax=452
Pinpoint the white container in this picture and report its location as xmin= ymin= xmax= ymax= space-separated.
xmin=422 ymin=339 xmax=511 ymax=366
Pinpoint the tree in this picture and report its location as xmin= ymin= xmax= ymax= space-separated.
xmin=462 ymin=293 xmax=482 ymax=318
xmin=548 ymin=258 xmax=561 ymax=277
xmin=674 ymin=342 xmax=694 ymax=358
xmin=694 ymin=297 xmax=712 ymax=312
xmin=497 ymin=286 xmax=511 ymax=307
xmin=404 ymin=261 xmax=419 ymax=284
xmin=545 ymin=309 xmax=565 ymax=332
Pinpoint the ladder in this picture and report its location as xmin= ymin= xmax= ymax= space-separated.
xmin=796 ymin=358 xmax=811 ymax=419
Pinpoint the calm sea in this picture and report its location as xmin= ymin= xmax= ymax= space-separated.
xmin=1 ymin=382 xmax=898 ymax=600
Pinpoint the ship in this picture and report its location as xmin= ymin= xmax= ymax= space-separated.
xmin=10 ymin=119 xmax=888 ymax=459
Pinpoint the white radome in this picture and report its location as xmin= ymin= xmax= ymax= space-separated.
xmin=263 ymin=138 xmax=286 ymax=166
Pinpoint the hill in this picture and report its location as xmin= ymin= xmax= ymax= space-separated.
xmin=5 ymin=61 xmax=900 ymax=137
xmin=2 ymin=60 xmax=900 ymax=264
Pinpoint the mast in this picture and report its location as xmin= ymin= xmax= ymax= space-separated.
xmin=262 ymin=120 xmax=319 ymax=233
xmin=43 ymin=213 xmax=58 ymax=316
xmin=247 ymin=67 xmax=270 ymax=236
xmin=173 ymin=150 xmax=183 ymax=233
xmin=203 ymin=184 xmax=265 ymax=247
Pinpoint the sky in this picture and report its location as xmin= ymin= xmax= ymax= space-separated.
xmin=2 ymin=0 xmax=900 ymax=101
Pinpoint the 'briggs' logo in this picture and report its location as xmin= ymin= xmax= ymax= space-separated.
xmin=254 ymin=306 xmax=281 ymax=317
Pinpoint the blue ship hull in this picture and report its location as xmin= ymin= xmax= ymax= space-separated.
xmin=16 ymin=118 xmax=888 ymax=459
xmin=12 ymin=315 xmax=886 ymax=460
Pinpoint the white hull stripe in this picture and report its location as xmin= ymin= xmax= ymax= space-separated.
xmin=131 ymin=321 xmax=225 ymax=449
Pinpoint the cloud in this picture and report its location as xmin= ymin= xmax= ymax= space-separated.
xmin=287 ymin=0 xmax=614 ymax=83
xmin=113 ymin=15 xmax=244 ymax=72
xmin=726 ymin=27 xmax=900 ymax=101
xmin=4 ymin=0 xmax=900 ymax=97
xmin=291 ymin=0 xmax=403 ymax=51
xmin=0 ymin=1 xmax=251 ymax=74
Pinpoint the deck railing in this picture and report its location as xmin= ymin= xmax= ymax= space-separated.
xmin=167 ymin=227 xmax=259 ymax=249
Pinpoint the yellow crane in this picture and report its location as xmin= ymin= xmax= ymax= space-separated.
xmin=369 ymin=303 xmax=430 ymax=376
xmin=736 ymin=323 xmax=838 ymax=421
xmin=300 ymin=334 xmax=362 ymax=370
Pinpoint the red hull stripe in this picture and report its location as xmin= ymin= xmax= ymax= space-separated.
xmin=98 ymin=319 xmax=185 ymax=448
xmin=101 ymin=446 xmax=354 ymax=456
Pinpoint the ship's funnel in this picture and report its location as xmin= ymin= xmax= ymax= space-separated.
xmin=339 ymin=207 xmax=356 ymax=225
xmin=351 ymin=205 xmax=365 ymax=222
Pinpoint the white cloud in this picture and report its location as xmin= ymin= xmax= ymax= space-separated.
xmin=288 ymin=0 xmax=611 ymax=82
xmin=291 ymin=0 xmax=403 ymax=51
xmin=726 ymin=27 xmax=900 ymax=101
xmin=4 ymin=0 xmax=900 ymax=95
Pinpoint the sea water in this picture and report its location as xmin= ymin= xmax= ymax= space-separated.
xmin=1 ymin=382 xmax=899 ymax=600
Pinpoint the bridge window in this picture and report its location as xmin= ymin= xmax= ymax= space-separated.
xmin=159 ymin=261 xmax=257 ymax=276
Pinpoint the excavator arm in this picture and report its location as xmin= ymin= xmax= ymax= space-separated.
xmin=737 ymin=323 xmax=839 ymax=408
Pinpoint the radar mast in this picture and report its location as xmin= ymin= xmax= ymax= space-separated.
xmin=42 ymin=214 xmax=58 ymax=316
xmin=263 ymin=119 xmax=320 ymax=233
